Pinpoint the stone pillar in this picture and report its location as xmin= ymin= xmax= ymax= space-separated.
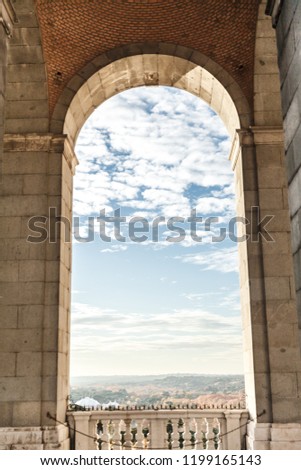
xmin=267 ymin=0 xmax=301 ymax=353
xmin=71 ymin=413 xmax=91 ymax=450
xmin=224 ymin=411 xmax=246 ymax=450
xmin=149 ymin=417 xmax=166 ymax=449
xmin=231 ymin=127 xmax=301 ymax=450
xmin=0 ymin=133 xmax=76 ymax=449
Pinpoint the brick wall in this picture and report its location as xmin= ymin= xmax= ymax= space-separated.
xmin=36 ymin=0 xmax=260 ymax=115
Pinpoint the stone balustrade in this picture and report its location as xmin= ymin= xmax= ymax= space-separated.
xmin=67 ymin=408 xmax=249 ymax=451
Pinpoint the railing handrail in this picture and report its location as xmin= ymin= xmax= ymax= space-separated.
xmin=68 ymin=408 xmax=249 ymax=419
xmin=68 ymin=404 xmax=246 ymax=411
xmin=67 ymin=407 xmax=249 ymax=451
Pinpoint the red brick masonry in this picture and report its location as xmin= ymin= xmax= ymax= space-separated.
xmin=35 ymin=0 xmax=260 ymax=115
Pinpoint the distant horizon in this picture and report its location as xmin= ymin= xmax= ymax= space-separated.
xmin=70 ymin=373 xmax=245 ymax=408
xmin=71 ymin=372 xmax=244 ymax=378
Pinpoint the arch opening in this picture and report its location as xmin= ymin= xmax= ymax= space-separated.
xmin=61 ymin=54 xmax=250 ymax=149
xmin=58 ymin=47 xmax=301 ymax=440
xmin=70 ymin=85 xmax=245 ymax=407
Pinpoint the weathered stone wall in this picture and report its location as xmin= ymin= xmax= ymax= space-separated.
xmin=274 ymin=1 xmax=301 ymax=345
xmin=5 ymin=0 xmax=49 ymax=133
xmin=0 ymin=1 xmax=71 ymax=445
xmin=0 ymin=32 xmax=6 ymax=173
xmin=0 ymin=134 xmax=72 ymax=436
xmin=0 ymin=1 xmax=10 ymax=178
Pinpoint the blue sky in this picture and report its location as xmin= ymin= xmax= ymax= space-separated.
xmin=70 ymin=86 xmax=243 ymax=376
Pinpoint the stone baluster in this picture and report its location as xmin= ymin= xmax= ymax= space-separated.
xmin=122 ymin=418 xmax=133 ymax=450
xmin=198 ymin=418 xmax=209 ymax=450
xmin=95 ymin=420 xmax=102 ymax=450
xmin=142 ymin=419 xmax=150 ymax=450
xmin=212 ymin=418 xmax=221 ymax=450
xmin=114 ymin=420 xmax=123 ymax=449
xmin=189 ymin=418 xmax=197 ymax=450
xmin=182 ymin=418 xmax=191 ymax=450
xmin=100 ymin=420 xmax=111 ymax=450
xmin=109 ymin=420 xmax=118 ymax=450
xmin=207 ymin=418 xmax=215 ymax=450
xmin=177 ymin=419 xmax=184 ymax=449
xmin=88 ymin=418 xmax=99 ymax=450
xmin=134 ymin=420 xmax=144 ymax=450
xmin=166 ymin=420 xmax=174 ymax=449
xmin=119 ymin=420 xmax=126 ymax=449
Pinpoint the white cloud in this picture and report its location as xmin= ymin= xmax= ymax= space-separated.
xmin=74 ymin=86 xmax=233 ymax=223
xmin=177 ymin=247 xmax=238 ymax=273
xmin=71 ymin=302 xmax=242 ymax=354
xmin=70 ymin=87 xmax=242 ymax=375
xmin=182 ymin=289 xmax=241 ymax=312
xmin=196 ymin=196 xmax=235 ymax=216
xmin=100 ymin=245 xmax=128 ymax=253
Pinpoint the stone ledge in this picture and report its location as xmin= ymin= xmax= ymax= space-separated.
xmin=0 ymin=424 xmax=69 ymax=450
xmin=250 ymin=126 xmax=284 ymax=145
xmin=271 ymin=423 xmax=301 ymax=441
xmin=4 ymin=133 xmax=66 ymax=153
xmin=3 ymin=133 xmax=78 ymax=174
xmin=247 ymin=422 xmax=301 ymax=450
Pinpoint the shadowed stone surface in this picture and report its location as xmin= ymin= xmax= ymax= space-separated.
xmin=274 ymin=0 xmax=301 ymax=350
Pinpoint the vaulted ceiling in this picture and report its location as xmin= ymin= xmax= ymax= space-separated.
xmin=35 ymin=0 xmax=261 ymax=115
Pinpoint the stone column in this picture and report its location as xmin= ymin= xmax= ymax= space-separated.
xmin=231 ymin=127 xmax=301 ymax=449
xmin=71 ymin=413 xmax=91 ymax=450
xmin=268 ymin=0 xmax=301 ymax=354
xmin=149 ymin=416 xmax=166 ymax=449
xmin=0 ymin=133 xmax=76 ymax=449
xmin=224 ymin=411 xmax=246 ymax=450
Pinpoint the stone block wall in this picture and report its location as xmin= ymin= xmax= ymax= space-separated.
xmin=274 ymin=0 xmax=301 ymax=344
xmin=0 ymin=13 xmax=8 ymax=178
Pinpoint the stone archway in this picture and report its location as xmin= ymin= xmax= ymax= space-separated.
xmin=53 ymin=50 xmax=301 ymax=450
xmin=1 ymin=0 xmax=301 ymax=450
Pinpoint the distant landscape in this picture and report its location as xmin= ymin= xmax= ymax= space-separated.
xmin=70 ymin=374 xmax=245 ymax=408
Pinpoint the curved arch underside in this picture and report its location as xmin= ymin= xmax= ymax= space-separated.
xmin=5 ymin=1 xmax=282 ymax=137
xmin=62 ymin=54 xmax=244 ymax=147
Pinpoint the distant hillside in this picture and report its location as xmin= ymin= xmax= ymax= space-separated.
xmin=70 ymin=374 xmax=245 ymax=408
xmin=71 ymin=375 xmax=169 ymax=386
xmin=71 ymin=374 xmax=244 ymax=390
xmin=151 ymin=375 xmax=243 ymax=393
